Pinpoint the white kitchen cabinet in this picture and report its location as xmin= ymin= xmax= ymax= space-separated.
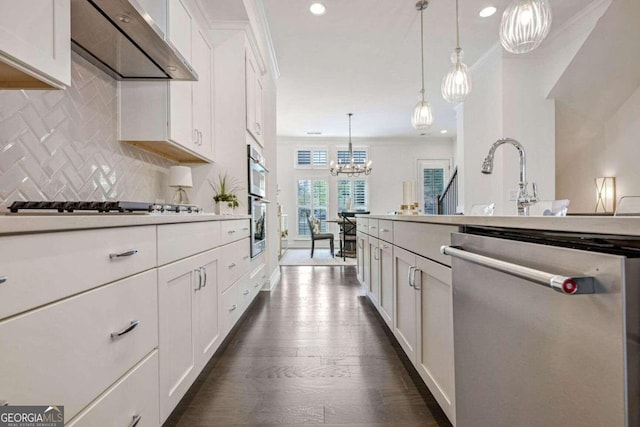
xmin=0 ymin=0 xmax=70 ymax=89
xmin=245 ymin=47 xmax=264 ymax=146
xmin=378 ymin=240 xmax=394 ymax=328
xmin=356 ymin=230 xmax=367 ymax=284
xmin=368 ymin=237 xmax=381 ymax=307
xmin=392 ymin=244 xmax=455 ymax=424
xmin=363 ymin=231 xmax=372 ymax=293
xmin=158 ymin=248 xmax=220 ymax=423
xmin=0 ymin=270 xmax=158 ymax=421
xmin=67 ymin=351 xmax=160 ymax=427
xmin=119 ymin=1 xmax=214 ymax=163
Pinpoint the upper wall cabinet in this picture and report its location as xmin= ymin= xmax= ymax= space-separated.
xmin=119 ymin=0 xmax=214 ymax=163
xmin=0 ymin=0 xmax=71 ymax=89
xmin=246 ymin=47 xmax=264 ymax=147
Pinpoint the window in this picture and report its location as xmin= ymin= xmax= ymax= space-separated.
xmin=296 ymin=148 xmax=328 ymax=168
xmin=417 ymin=160 xmax=449 ymax=215
xmin=297 ymin=178 xmax=328 ymax=236
xmin=337 ymin=179 xmax=368 ymax=212
xmin=336 ymin=149 xmax=367 ymax=165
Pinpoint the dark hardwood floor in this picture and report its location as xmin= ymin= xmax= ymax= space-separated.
xmin=164 ymin=266 xmax=452 ymax=427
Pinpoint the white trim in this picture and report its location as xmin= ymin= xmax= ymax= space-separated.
xmin=543 ymin=0 xmax=612 ymax=46
xmin=253 ymin=0 xmax=281 ymax=79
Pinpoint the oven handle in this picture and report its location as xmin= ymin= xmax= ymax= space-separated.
xmin=251 ymin=197 xmax=271 ymax=204
xmin=250 ymin=158 xmax=270 ymax=173
xmin=440 ymin=245 xmax=595 ymax=295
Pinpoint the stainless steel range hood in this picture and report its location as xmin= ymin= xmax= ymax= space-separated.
xmin=70 ymin=0 xmax=198 ymax=81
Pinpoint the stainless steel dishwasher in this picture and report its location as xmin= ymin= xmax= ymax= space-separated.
xmin=442 ymin=228 xmax=640 ymax=427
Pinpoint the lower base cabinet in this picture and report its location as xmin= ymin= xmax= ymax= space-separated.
xmin=67 ymin=351 xmax=160 ymax=427
xmin=393 ymin=246 xmax=455 ymax=424
xmin=378 ymin=241 xmax=394 ymax=328
xmin=158 ymin=248 xmax=221 ymax=423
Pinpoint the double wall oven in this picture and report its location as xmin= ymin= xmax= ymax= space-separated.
xmin=248 ymin=145 xmax=269 ymax=258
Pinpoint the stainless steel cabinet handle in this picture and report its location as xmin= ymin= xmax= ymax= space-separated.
xmin=195 ymin=268 xmax=202 ymax=291
xmin=228 ymin=262 xmax=237 ymax=269
xmin=243 ymin=227 xmax=249 ymax=231
xmin=440 ymin=245 xmax=595 ymax=295
xmin=243 ymin=255 xmax=250 ymax=260
xmin=408 ymin=266 xmax=414 ymax=288
xmin=412 ymin=268 xmax=420 ymax=290
xmin=358 ymin=240 xmax=364 ymax=249
xmin=373 ymin=247 xmax=379 ymax=260
xmin=111 ymin=320 xmax=140 ymax=339
xmin=228 ymin=230 xmax=236 ymax=234
xmin=193 ymin=129 xmax=198 ymax=144
xmin=229 ymin=304 xmax=237 ymax=312
xmin=201 ymin=267 xmax=207 ymax=288
xmin=256 ymin=122 xmax=261 ymax=135
xmin=129 ymin=415 xmax=142 ymax=427
xmin=243 ymin=290 xmax=250 ymax=295
xmin=370 ymin=226 xmax=377 ymax=229
xmin=380 ymin=228 xmax=390 ymax=232
xmin=380 ymin=244 xmax=390 ymax=249
xmin=254 ymin=282 xmax=261 ymax=288
xmin=0 ymin=277 xmax=7 ymax=285
xmin=109 ymin=249 xmax=138 ymax=259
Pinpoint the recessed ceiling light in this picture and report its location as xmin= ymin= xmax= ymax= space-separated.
xmin=440 ymin=130 xmax=448 ymax=134
xmin=309 ymin=3 xmax=326 ymax=16
xmin=479 ymin=6 xmax=497 ymax=17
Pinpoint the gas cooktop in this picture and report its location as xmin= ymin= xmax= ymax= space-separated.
xmin=7 ymin=201 xmax=202 ymax=214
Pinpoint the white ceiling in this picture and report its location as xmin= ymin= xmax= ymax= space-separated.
xmin=260 ymin=0 xmax=590 ymax=139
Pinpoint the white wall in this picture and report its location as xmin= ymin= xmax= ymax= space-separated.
xmin=277 ymin=137 xmax=453 ymax=248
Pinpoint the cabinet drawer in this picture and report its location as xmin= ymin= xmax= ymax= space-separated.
xmin=248 ymin=263 xmax=266 ymax=300
xmin=221 ymin=279 xmax=242 ymax=334
xmin=0 ymin=270 xmax=158 ymax=421
xmin=394 ymin=222 xmax=458 ymax=267
xmin=220 ymin=219 xmax=251 ymax=245
xmin=158 ymin=221 xmax=221 ymax=265
xmin=219 ymin=238 xmax=250 ymax=291
xmin=378 ymin=220 xmax=394 ymax=243
xmin=356 ymin=217 xmax=369 ymax=232
xmin=67 ymin=351 xmax=160 ymax=427
xmin=367 ymin=219 xmax=380 ymax=238
xmin=0 ymin=226 xmax=156 ymax=320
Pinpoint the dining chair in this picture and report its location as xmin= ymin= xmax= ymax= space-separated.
xmin=307 ymin=214 xmax=334 ymax=258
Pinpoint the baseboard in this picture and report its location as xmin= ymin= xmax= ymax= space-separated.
xmin=263 ymin=266 xmax=281 ymax=292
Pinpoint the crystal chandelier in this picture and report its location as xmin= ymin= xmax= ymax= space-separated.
xmin=411 ymin=0 xmax=434 ymax=130
xmin=500 ymin=0 xmax=552 ymax=54
xmin=441 ymin=0 xmax=472 ymax=103
xmin=329 ymin=113 xmax=372 ymax=177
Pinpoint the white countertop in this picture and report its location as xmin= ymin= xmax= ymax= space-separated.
xmin=0 ymin=213 xmax=251 ymax=235
xmin=359 ymin=214 xmax=640 ymax=237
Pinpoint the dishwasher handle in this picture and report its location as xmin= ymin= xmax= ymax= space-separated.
xmin=440 ymin=245 xmax=595 ymax=295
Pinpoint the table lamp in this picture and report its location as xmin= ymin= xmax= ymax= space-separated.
xmin=169 ymin=166 xmax=192 ymax=205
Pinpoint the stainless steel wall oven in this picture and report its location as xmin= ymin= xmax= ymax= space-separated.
xmin=250 ymin=196 xmax=267 ymax=258
xmin=248 ymin=145 xmax=268 ymax=198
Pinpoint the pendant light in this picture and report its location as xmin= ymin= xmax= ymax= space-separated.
xmin=441 ymin=0 xmax=472 ymax=104
xmin=500 ymin=0 xmax=552 ymax=54
xmin=329 ymin=114 xmax=373 ymax=177
xmin=411 ymin=0 xmax=434 ymax=130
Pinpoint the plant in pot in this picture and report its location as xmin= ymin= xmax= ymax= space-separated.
xmin=209 ymin=173 xmax=241 ymax=215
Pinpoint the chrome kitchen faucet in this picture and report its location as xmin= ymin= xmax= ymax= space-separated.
xmin=481 ymin=138 xmax=538 ymax=216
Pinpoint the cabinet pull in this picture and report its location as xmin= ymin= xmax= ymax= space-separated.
xmin=380 ymin=228 xmax=390 ymax=232
xmin=193 ymin=129 xmax=198 ymax=144
xmin=228 ymin=230 xmax=236 ymax=234
xmin=229 ymin=304 xmax=237 ymax=312
xmin=373 ymin=247 xmax=379 ymax=260
xmin=201 ymin=267 xmax=207 ymax=288
xmin=228 ymin=262 xmax=237 ymax=269
xmin=412 ymin=268 xmax=421 ymax=290
xmin=256 ymin=122 xmax=261 ymax=135
xmin=129 ymin=415 xmax=142 ymax=427
xmin=195 ymin=268 xmax=202 ymax=291
xmin=0 ymin=277 xmax=7 ymax=285
xmin=243 ymin=255 xmax=250 ymax=260
xmin=370 ymin=226 xmax=377 ymax=229
xmin=380 ymin=244 xmax=390 ymax=249
xmin=243 ymin=290 xmax=250 ymax=296
xmin=109 ymin=249 xmax=138 ymax=259
xmin=408 ymin=266 xmax=414 ymax=288
xmin=242 ymin=227 xmax=249 ymax=231
xmin=254 ymin=282 xmax=261 ymax=288
xmin=111 ymin=320 xmax=140 ymax=339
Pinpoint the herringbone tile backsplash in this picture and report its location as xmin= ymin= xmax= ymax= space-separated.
xmin=0 ymin=52 xmax=173 ymax=212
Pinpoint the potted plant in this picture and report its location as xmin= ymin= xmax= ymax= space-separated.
xmin=209 ymin=173 xmax=241 ymax=215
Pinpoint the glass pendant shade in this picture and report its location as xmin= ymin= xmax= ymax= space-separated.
xmin=500 ymin=0 xmax=552 ymax=54
xmin=411 ymin=99 xmax=434 ymax=130
xmin=442 ymin=49 xmax=472 ymax=104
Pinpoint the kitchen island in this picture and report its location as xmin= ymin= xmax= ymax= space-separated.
xmin=356 ymin=214 xmax=640 ymax=427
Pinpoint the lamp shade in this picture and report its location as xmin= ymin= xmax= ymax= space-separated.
xmin=168 ymin=166 xmax=193 ymax=188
